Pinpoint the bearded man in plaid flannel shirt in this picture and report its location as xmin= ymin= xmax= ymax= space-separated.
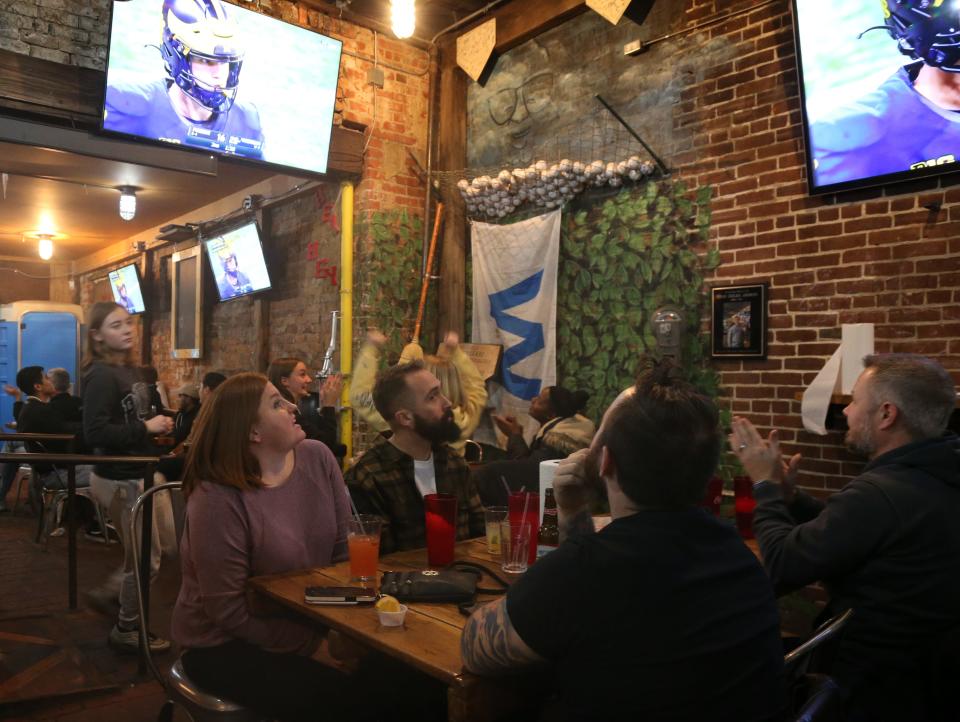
xmin=345 ymin=360 xmax=485 ymax=554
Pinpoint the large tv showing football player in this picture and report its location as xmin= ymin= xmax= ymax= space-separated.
xmin=101 ymin=0 xmax=342 ymax=176
xmin=203 ymin=221 xmax=272 ymax=302
xmin=794 ymin=0 xmax=960 ymax=194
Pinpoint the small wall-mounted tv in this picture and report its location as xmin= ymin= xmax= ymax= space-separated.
xmin=203 ymin=220 xmax=271 ymax=302
xmin=108 ymin=263 xmax=146 ymax=315
xmin=101 ymin=0 xmax=343 ymax=176
xmin=793 ymin=0 xmax=960 ymax=195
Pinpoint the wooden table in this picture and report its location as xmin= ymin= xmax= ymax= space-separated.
xmin=249 ymin=538 xmax=537 ymax=722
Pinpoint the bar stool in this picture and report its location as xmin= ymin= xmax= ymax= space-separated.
xmin=11 ymin=464 xmax=34 ymax=515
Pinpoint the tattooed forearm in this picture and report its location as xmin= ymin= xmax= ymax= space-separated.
xmin=461 ymin=598 xmax=543 ymax=675
xmin=559 ymin=507 xmax=595 ymax=543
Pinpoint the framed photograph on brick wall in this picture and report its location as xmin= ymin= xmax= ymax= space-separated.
xmin=711 ymin=284 xmax=767 ymax=360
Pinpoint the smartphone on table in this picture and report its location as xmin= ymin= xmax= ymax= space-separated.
xmin=304 ymin=586 xmax=377 ymax=605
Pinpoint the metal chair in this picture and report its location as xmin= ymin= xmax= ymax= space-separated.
xmin=792 ymin=674 xmax=844 ymax=722
xmin=130 ymin=481 xmax=262 ymax=722
xmin=36 ymin=483 xmax=111 ymax=548
xmin=784 ymin=609 xmax=854 ymax=679
xmin=11 ymin=464 xmax=33 ymax=514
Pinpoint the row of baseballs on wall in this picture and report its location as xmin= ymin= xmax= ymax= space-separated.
xmin=457 ymin=155 xmax=659 ymax=219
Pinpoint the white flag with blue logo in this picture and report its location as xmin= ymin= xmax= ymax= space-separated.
xmin=471 ymin=210 xmax=560 ymax=416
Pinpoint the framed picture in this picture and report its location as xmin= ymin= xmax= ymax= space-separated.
xmin=711 ymin=284 xmax=767 ymax=359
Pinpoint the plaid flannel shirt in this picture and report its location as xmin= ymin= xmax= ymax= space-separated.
xmin=344 ymin=438 xmax=485 ymax=554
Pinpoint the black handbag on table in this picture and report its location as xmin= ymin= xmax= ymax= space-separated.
xmin=379 ymin=562 xmax=510 ymax=605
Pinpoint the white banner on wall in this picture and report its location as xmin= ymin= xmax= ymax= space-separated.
xmin=470 ymin=209 xmax=561 ymax=417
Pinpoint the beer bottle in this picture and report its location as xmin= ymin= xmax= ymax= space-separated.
xmin=537 ymin=487 xmax=560 ymax=559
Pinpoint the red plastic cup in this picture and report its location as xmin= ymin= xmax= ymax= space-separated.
xmin=424 ymin=493 xmax=457 ymax=567
xmin=508 ymin=491 xmax=539 ymax=566
xmin=733 ymin=476 xmax=756 ymax=539
xmin=700 ymin=476 xmax=724 ymax=516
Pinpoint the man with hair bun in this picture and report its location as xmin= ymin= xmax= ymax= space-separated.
xmin=731 ymin=353 xmax=960 ymax=721
xmin=462 ymin=357 xmax=785 ymax=722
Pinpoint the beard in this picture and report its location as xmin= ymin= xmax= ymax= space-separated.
xmin=844 ymin=419 xmax=875 ymax=458
xmin=413 ymin=409 xmax=461 ymax=445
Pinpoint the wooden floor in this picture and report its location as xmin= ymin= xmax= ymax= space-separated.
xmin=0 ymin=491 xmax=185 ymax=722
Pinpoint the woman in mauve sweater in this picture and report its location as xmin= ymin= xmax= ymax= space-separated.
xmin=171 ymin=372 xmax=355 ymax=722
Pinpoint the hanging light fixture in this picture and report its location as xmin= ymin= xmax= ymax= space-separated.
xmin=37 ymin=235 xmax=54 ymax=260
xmin=119 ymin=186 xmax=137 ymax=221
xmin=391 ymin=0 xmax=415 ymax=38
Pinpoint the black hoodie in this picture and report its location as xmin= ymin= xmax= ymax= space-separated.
xmin=754 ymin=434 xmax=960 ymax=706
xmin=81 ymin=361 xmax=153 ymax=480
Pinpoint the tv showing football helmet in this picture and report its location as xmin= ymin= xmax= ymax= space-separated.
xmin=883 ymin=0 xmax=960 ymax=72
xmin=161 ymin=0 xmax=244 ymax=112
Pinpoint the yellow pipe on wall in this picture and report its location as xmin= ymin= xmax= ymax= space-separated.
xmin=339 ymin=180 xmax=354 ymax=464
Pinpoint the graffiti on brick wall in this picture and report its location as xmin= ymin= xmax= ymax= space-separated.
xmin=466 ymin=9 xmax=734 ymax=172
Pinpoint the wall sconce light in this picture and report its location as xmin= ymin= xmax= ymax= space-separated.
xmin=119 ymin=186 xmax=137 ymax=221
xmin=37 ymin=235 xmax=54 ymax=260
xmin=391 ymin=0 xmax=415 ymax=38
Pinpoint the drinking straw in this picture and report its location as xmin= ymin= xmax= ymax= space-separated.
xmin=349 ymin=495 xmax=365 ymax=535
xmin=520 ymin=491 xmax=532 ymax=531
xmin=501 ymin=475 xmax=511 ymax=499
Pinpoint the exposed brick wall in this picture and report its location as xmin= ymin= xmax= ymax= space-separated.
xmin=0 ymin=0 xmax=110 ymax=69
xmin=676 ymin=0 xmax=960 ymax=494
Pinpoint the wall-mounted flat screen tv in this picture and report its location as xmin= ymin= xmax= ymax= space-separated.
xmin=108 ymin=263 xmax=146 ymax=314
xmin=101 ymin=0 xmax=343 ymax=176
xmin=793 ymin=0 xmax=960 ymax=194
xmin=203 ymin=220 xmax=271 ymax=302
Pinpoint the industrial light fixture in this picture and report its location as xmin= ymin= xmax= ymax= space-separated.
xmin=119 ymin=186 xmax=137 ymax=221
xmin=37 ymin=235 xmax=54 ymax=260
xmin=391 ymin=0 xmax=415 ymax=38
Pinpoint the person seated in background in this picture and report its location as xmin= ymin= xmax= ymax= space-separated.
xmin=266 ymin=357 xmax=344 ymax=459
xmin=172 ymin=383 xmax=201 ymax=447
xmin=47 ymin=367 xmax=83 ymax=423
xmin=136 ymin=365 xmax=170 ymax=413
xmin=0 ymin=385 xmax=25 ymax=512
xmin=495 ymin=384 xmax=595 ymax=461
xmin=350 ymin=330 xmax=487 ymax=454
xmin=200 ymin=371 xmax=227 ymax=404
xmin=345 ymin=360 xmax=485 ymax=554
xmin=475 ymin=384 xmax=596 ymax=505
xmin=730 ymin=353 xmax=960 ymax=722
xmin=15 ymin=365 xmax=90 ymax=490
xmin=461 ymin=358 xmax=786 ymax=721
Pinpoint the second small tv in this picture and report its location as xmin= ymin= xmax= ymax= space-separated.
xmin=109 ymin=264 xmax=146 ymax=314
xmin=204 ymin=221 xmax=271 ymax=302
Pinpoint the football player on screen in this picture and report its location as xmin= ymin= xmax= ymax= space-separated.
xmin=104 ymin=0 xmax=265 ymax=160
xmin=811 ymin=0 xmax=960 ymax=188
xmin=216 ymin=245 xmax=254 ymax=299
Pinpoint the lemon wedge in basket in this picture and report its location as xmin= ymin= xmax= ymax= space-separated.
xmin=375 ymin=595 xmax=401 ymax=613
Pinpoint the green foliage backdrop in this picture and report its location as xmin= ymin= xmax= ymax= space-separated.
xmin=556 ymin=181 xmax=718 ymax=420
xmin=359 ymin=209 xmax=436 ymax=362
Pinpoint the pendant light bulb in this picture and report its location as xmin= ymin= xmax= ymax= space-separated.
xmin=391 ymin=0 xmax=415 ymax=39
xmin=119 ymin=186 xmax=137 ymax=221
xmin=38 ymin=236 xmax=54 ymax=261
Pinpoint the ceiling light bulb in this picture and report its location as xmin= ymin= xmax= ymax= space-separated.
xmin=391 ymin=0 xmax=415 ymax=38
xmin=119 ymin=187 xmax=137 ymax=221
xmin=38 ymin=237 xmax=53 ymax=260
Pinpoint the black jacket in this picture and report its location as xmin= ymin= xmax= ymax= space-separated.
xmin=17 ymin=398 xmax=83 ymax=473
xmin=81 ymin=361 xmax=153 ymax=480
xmin=48 ymin=392 xmax=83 ymax=424
xmin=754 ymin=435 xmax=960 ymax=703
xmin=295 ymin=399 xmax=345 ymax=459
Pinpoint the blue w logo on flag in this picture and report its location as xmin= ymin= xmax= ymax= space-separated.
xmin=488 ymin=270 xmax=545 ymax=400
